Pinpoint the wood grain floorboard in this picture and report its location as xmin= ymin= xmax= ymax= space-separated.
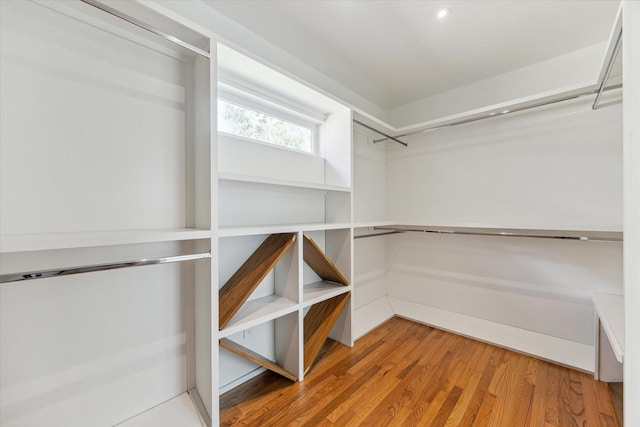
xmin=219 ymin=317 xmax=620 ymax=426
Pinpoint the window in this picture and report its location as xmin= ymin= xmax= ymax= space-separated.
xmin=218 ymin=98 xmax=317 ymax=155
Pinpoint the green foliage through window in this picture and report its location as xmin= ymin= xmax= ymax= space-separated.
xmin=218 ymin=99 xmax=314 ymax=154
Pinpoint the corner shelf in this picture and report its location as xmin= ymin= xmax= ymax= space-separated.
xmin=117 ymin=393 xmax=205 ymax=427
xmin=219 ymin=338 xmax=297 ymax=381
xmin=218 ymin=233 xmax=297 ymax=330
xmin=303 ymin=293 xmax=351 ymax=374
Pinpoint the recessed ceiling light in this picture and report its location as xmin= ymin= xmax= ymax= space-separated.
xmin=436 ymin=7 xmax=451 ymax=20
xmin=501 ymin=110 xmax=510 ymax=114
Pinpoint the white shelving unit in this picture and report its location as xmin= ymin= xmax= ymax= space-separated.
xmin=1 ymin=1 xmax=215 ymax=426
xmin=215 ymin=44 xmax=353 ymax=403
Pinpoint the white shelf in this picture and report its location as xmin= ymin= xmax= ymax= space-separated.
xmin=117 ymin=393 xmax=204 ymax=427
xmin=352 ymin=220 xmax=398 ymax=229
xmin=592 ymin=292 xmax=625 ymax=363
xmin=302 ymin=281 xmax=350 ymax=307
xmin=219 ymin=172 xmax=351 ymax=193
xmin=219 ymin=294 xmax=299 ymax=338
xmin=218 ymin=223 xmax=352 ymax=237
xmin=0 ymin=228 xmax=213 ymax=253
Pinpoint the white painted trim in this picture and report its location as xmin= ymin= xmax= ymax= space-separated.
xmin=388 ymin=297 xmax=594 ymax=372
xmin=353 ymin=296 xmax=394 ymax=340
xmin=115 ymin=393 xmax=204 ymax=427
xmin=592 ymin=293 xmax=625 ymax=362
xmin=623 ymin=1 xmax=640 ymax=425
xmin=218 ymin=367 xmax=268 ymax=395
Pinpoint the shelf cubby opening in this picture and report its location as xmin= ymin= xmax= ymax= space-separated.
xmin=219 ymin=311 xmax=300 ymax=387
xmin=303 ymin=292 xmax=351 ymax=374
xmin=218 ymin=233 xmax=298 ymax=330
xmin=303 ymin=230 xmax=351 ymax=306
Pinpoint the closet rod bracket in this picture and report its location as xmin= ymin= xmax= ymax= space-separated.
xmin=593 ymin=27 xmax=622 ymax=110
xmin=353 ymin=119 xmax=407 ymax=147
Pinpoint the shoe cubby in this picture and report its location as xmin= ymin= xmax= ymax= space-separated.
xmin=219 ymin=310 xmax=301 ymax=390
xmin=218 ymin=233 xmax=299 ymax=335
xmin=303 ymin=292 xmax=351 ymax=374
xmin=302 ymin=229 xmax=351 ymax=306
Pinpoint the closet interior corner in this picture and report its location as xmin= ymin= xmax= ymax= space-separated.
xmin=1 ymin=0 xmax=633 ymax=426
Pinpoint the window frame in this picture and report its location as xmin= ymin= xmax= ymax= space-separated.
xmin=217 ymin=79 xmax=323 ymax=156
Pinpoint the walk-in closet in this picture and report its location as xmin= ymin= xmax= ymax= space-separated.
xmin=1 ymin=1 xmax=638 ymax=426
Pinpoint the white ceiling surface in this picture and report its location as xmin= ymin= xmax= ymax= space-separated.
xmin=204 ymin=1 xmax=619 ymax=111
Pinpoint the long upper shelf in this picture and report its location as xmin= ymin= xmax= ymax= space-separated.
xmin=218 ymin=223 xmax=352 ymax=238
xmin=219 ymin=172 xmax=351 ymax=193
xmin=374 ymin=225 xmax=623 ymax=242
xmin=0 ymin=228 xmax=212 ymax=253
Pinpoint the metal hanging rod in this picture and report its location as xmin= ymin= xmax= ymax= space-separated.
xmin=354 ymin=230 xmax=405 ymax=240
xmin=373 ymin=226 xmax=623 ymax=242
xmin=353 ymin=119 xmax=407 ymax=147
xmin=593 ymin=27 xmax=622 ymax=110
xmin=0 ymin=252 xmax=212 ymax=284
xmin=80 ymin=0 xmax=210 ymax=59
xmin=373 ymin=84 xmax=622 ymax=144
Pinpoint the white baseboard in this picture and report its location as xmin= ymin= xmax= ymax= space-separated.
xmin=354 ymin=296 xmax=395 ymax=340
xmin=388 ymin=296 xmax=594 ymax=373
xmin=218 ymin=367 xmax=267 ymax=395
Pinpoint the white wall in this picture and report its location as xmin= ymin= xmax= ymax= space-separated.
xmin=352 ymin=128 xmax=388 ymax=312
xmin=623 ymin=1 xmax=640 ymax=425
xmin=382 ymin=89 xmax=623 ymax=363
xmin=353 ymin=130 xmax=388 ymax=223
xmin=386 ymin=233 xmax=622 ymax=346
xmin=387 ymin=94 xmax=623 ymax=230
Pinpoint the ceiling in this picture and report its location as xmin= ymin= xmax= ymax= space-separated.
xmin=205 ymin=1 xmax=620 ymax=110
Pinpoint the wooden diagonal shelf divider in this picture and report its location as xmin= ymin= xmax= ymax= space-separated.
xmin=219 ymin=233 xmax=297 ymax=330
xmin=303 ymin=233 xmax=349 ymax=285
xmin=219 ymin=338 xmax=297 ymax=381
xmin=303 ymin=292 xmax=350 ymax=374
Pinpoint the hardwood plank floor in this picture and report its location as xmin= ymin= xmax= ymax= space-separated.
xmin=220 ymin=317 xmax=620 ymax=426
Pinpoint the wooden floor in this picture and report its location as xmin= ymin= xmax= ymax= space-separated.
xmin=220 ymin=317 xmax=619 ymax=426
